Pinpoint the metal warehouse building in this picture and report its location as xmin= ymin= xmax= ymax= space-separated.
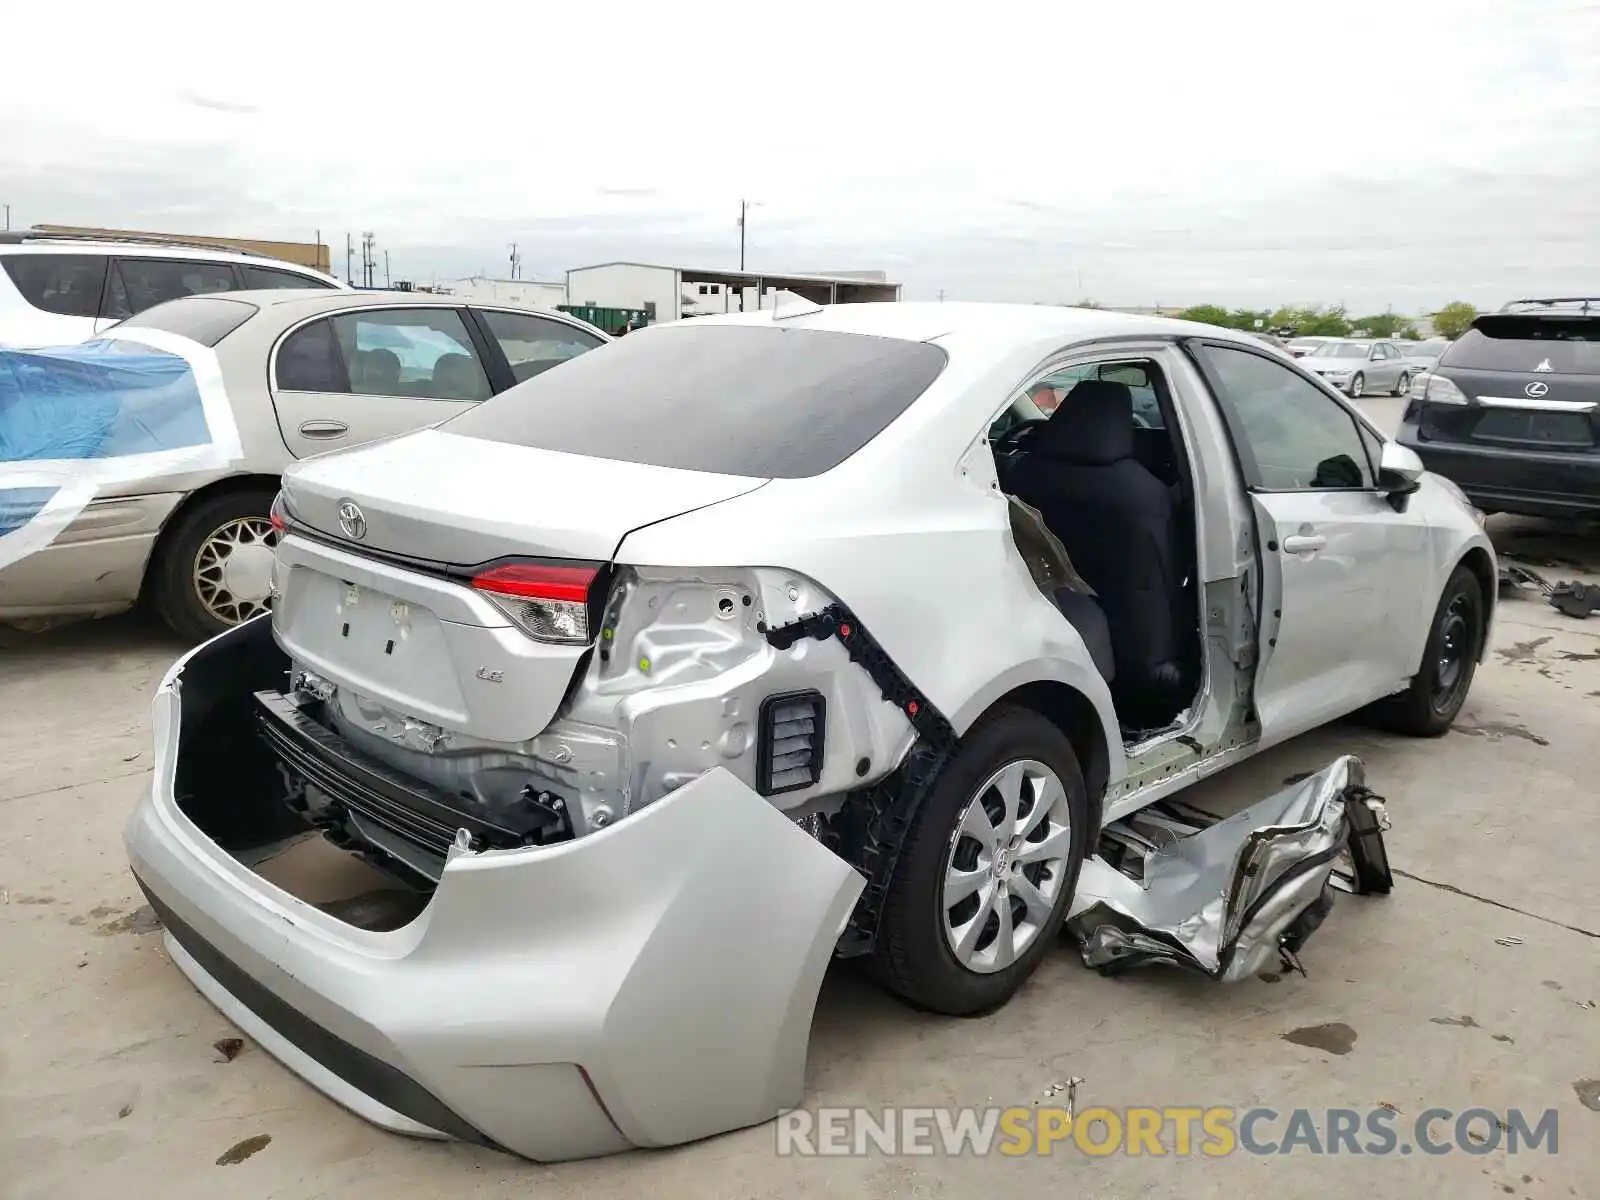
xmin=565 ymin=262 xmax=901 ymax=324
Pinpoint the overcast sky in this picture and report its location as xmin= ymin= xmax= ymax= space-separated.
xmin=4 ymin=0 xmax=1597 ymax=313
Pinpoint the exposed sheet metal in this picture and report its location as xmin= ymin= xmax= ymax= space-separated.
xmin=1066 ymin=755 xmax=1389 ymax=981
xmin=0 ymin=329 xmax=240 ymax=571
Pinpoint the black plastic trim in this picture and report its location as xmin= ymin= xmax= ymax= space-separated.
xmin=255 ymin=691 xmax=530 ymax=853
xmin=132 ymin=877 xmax=501 ymax=1151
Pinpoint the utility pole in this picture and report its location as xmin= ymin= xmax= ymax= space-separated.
xmin=345 ymin=233 xmax=354 ymax=285
xmin=361 ymin=232 xmax=376 ymax=288
xmin=509 ymin=242 xmax=521 ymax=280
xmin=937 ymin=288 xmax=946 ymax=302
xmin=3 ymin=203 xmax=10 ymax=231
xmin=384 ymin=250 xmax=391 ymax=288
xmin=738 ymin=200 xmax=747 ymax=271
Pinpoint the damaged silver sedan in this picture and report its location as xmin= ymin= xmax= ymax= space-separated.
xmin=126 ymin=300 xmax=1492 ymax=1160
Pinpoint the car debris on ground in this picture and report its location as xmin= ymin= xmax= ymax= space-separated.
xmin=1065 ymin=755 xmax=1392 ymax=982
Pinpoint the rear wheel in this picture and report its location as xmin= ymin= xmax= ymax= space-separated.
xmin=1349 ymin=373 xmax=1365 ymax=398
xmin=873 ymin=707 xmax=1089 ymax=1016
xmin=147 ymin=487 xmax=281 ymax=643
xmin=1393 ymin=372 xmax=1410 ymax=397
xmin=1371 ymin=565 xmax=1484 ymax=736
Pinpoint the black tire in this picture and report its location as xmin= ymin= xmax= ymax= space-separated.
xmin=1371 ymin=565 xmax=1484 ymax=736
xmin=1349 ymin=373 xmax=1365 ymax=398
xmin=1393 ymin=372 xmax=1410 ymax=397
xmin=873 ymin=706 xmax=1090 ymax=1016
xmin=146 ymin=486 xmax=280 ymax=643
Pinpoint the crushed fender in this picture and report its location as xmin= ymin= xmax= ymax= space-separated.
xmin=1065 ymin=755 xmax=1391 ymax=982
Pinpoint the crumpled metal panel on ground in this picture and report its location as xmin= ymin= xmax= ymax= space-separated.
xmin=1066 ymin=755 xmax=1391 ymax=981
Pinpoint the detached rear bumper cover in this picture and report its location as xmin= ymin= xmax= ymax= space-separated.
xmin=125 ymin=627 xmax=864 ymax=1161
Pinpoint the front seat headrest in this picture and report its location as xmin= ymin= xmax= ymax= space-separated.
xmin=1035 ymin=379 xmax=1135 ymax=465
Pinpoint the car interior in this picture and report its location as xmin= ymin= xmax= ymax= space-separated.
xmin=990 ymin=359 xmax=1203 ymax=738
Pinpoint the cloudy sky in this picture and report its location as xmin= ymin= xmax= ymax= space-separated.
xmin=3 ymin=0 xmax=1597 ymax=313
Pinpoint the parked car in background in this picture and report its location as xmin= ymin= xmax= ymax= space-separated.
xmin=1298 ymin=339 xmax=1413 ymax=397
xmin=1399 ymin=299 xmax=1600 ymax=517
xmin=124 ymin=302 xmax=1494 ymax=1160
xmin=1285 ymin=336 xmax=1336 ymax=358
xmin=1394 ymin=338 xmax=1449 ymax=380
xmin=0 ymin=291 xmax=607 ymax=638
xmin=0 ymin=233 xmax=346 ymax=347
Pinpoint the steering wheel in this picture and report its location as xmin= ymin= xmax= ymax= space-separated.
xmin=993 ymin=419 xmax=1049 ymax=456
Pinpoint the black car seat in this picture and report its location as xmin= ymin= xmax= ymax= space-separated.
xmin=430 ymin=353 xmax=488 ymax=401
xmin=364 ymin=348 xmax=401 ymax=394
xmin=1008 ymin=379 xmax=1186 ymax=724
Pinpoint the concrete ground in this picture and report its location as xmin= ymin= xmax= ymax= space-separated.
xmin=2 ymin=396 xmax=1597 ymax=1198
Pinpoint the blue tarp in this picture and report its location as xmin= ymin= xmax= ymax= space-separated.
xmin=0 ymin=340 xmax=212 ymax=463
xmin=0 ymin=486 xmax=58 ymax=536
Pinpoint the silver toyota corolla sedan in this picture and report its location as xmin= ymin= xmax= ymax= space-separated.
xmin=0 ymin=291 xmax=606 ymax=639
xmin=126 ymin=300 xmax=1494 ymax=1161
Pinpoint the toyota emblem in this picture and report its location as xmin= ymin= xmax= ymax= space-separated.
xmin=1524 ymin=381 xmax=1550 ymax=398
xmin=337 ymin=499 xmax=367 ymax=541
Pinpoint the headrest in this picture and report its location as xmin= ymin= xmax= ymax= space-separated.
xmin=1035 ymin=379 xmax=1134 ymax=465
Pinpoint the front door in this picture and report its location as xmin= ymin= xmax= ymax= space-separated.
xmin=1189 ymin=341 xmax=1430 ymax=745
xmin=269 ymin=306 xmax=493 ymax=459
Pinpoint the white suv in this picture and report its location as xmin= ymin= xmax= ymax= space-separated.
xmin=0 ymin=235 xmax=346 ymax=347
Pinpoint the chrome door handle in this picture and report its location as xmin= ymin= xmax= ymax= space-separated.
xmin=298 ymin=419 xmax=349 ymax=438
xmin=1283 ymin=534 xmax=1326 ymax=554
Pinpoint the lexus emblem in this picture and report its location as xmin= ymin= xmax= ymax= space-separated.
xmin=337 ymin=499 xmax=367 ymax=541
xmin=1524 ymin=381 xmax=1550 ymax=398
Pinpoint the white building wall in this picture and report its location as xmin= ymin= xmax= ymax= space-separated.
xmin=439 ymin=277 xmax=567 ymax=310
xmin=565 ymin=264 xmax=682 ymax=322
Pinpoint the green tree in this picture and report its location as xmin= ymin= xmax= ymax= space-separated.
xmin=1228 ymin=308 xmax=1273 ymax=332
xmin=1432 ymin=301 xmax=1478 ymax=339
xmin=1177 ymin=304 xmax=1231 ymax=326
xmin=1351 ymin=313 xmax=1417 ymax=339
xmin=1271 ymin=304 xmax=1351 ymax=337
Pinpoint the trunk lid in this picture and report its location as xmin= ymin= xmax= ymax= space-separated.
xmin=282 ymin=427 xmax=768 ymax=564
xmin=272 ymin=428 xmax=768 ymax=743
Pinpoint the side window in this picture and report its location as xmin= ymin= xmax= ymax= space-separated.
xmin=242 ymin=265 xmax=335 ymax=290
xmin=0 ymin=253 xmax=108 ymax=318
xmin=478 ymin=310 xmax=604 ymax=383
xmin=1195 ymin=344 xmax=1375 ymax=491
xmin=275 ymin=318 xmax=347 ymax=392
xmin=106 ymin=258 xmax=238 ymax=320
xmin=329 ymin=308 xmax=491 ymax=402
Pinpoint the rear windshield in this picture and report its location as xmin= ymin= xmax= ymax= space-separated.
xmin=442 ymin=323 xmax=949 ymax=478
xmin=1441 ymin=317 xmax=1600 ymax=375
xmin=111 ymin=295 xmax=259 ymax=347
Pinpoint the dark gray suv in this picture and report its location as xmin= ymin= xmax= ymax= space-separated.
xmin=1398 ymin=298 xmax=1600 ymax=518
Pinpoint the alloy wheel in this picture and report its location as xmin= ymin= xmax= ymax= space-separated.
xmin=193 ymin=516 xmax=280 ymax=626
xmin=1395 ymin=372 xmax=1409 ymax=397
xmin=942 ymin=759 xmax=1073 ymax=974
xmin=1350 ymin=373 xmax=1364 ymax=398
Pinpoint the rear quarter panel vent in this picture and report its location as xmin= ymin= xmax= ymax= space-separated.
xmin=757 ymin=690 xmax=826 ymax=796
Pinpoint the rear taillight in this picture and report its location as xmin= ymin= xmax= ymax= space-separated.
xmin=472 ymin=561 xmax=598 ymax=645
xmin=1421 ymin=373 xmax=1468 ymax=405
xmin=269 ymin=491 xmax=289 ymax=535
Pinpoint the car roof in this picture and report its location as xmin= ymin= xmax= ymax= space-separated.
xmin=216 ymin=289 xmax=607 ymax=327
xmin=0 ymin=239 xmax=328 ymax=268
xmin=677 ymin=300 xmax=1269 ymax=350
